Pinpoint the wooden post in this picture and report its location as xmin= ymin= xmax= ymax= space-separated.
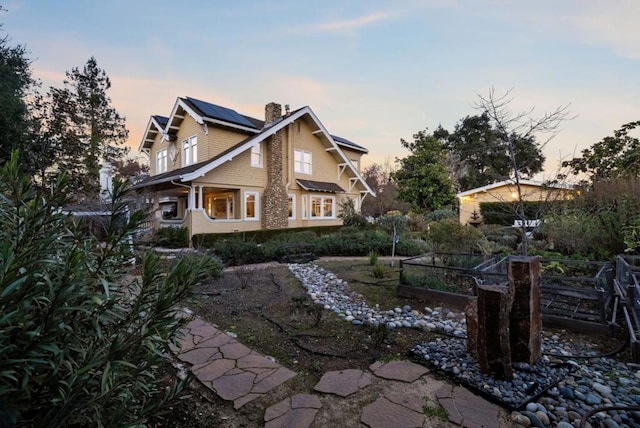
xmin=507 ymin=256 xmax=542 ymax=365
xmin=476 ymin=284 xmax=513 ymax=380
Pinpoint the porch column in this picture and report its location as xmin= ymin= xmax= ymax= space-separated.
xmin=198 ymin=185 xmax=204 ymax=210
xmin=188 ymin=186 xmax=196 ymax=210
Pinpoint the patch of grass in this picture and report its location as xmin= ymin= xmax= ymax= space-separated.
xmin=423 ymin=401 xmax=448 ymax=421
xmin=371 ymin=264 xmax=385 ymax=278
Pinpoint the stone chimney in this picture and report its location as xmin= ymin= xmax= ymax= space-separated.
xmin=262 ymin=102 xmax=288 ymax=229
xmin=265 ymin=102 xmax=282 ymax=125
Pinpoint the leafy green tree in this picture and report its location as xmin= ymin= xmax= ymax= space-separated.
xmin=48 ymin=56 xmax=128 ymax=194
xmin=392 ymin=130 xmax=455 ymax=213
xmin=438 ymin=113 xmax=545 ymax=191
xmin=562 ymin=121 xmax=640 ymax=179
xmin=0 ymin=152 xmax=221 ymax=426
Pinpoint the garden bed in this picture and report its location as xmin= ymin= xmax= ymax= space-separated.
xmin=397 ymin=254 xmax=616 ymax=333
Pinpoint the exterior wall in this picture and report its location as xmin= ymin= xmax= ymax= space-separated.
xmin=148 ymin=132 xmax=165 ymax=176
xmin=458 ymin=183 xmax=573 ymax=225
xmin=340 ymin=147 xmax=364 ymax=172
xmin=204 ymin=126 xmax=252 ymax=160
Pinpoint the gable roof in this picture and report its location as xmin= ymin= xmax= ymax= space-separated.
xmin=456 ymin=179 xmax=575 ymax=198
xmin=138 ymin=115 xmax=169 ymax=153
xmin=139 ymin=97 xmax=369 ymax=154
xmin=134 ymin=105 xmax=375 ymax=197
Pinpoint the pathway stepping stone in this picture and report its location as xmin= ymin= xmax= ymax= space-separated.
xmin=435 ymin=384 xmax=502 ymax=428
xmin=369 ymin=360 xmax=429 ymax=382
xmin=264 ymin=394 xmax=322 ymax=428
xmin=174 ymin=317 xmax=296 ymax=409
xmin=314 ymin=369 xmax=372 ymax=397
xmin=361 ymin=393 xmax=426 ymax=428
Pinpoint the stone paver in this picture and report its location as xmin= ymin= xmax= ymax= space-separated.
xmin=313 ymin=369 xmax=372 ymax=397
xmin=264 ymin=394 xmax=322 ymax=428
xmin=361 ymin=394 xmax=426 ymax=428
xmin=174 ymin=317 xmax=296 ymax=409
xmin=436 ymin=384 xmax=503 ymax=428
xmin=175 ymin=316 xmax=507 ymax=426
xmin=369 ymin=360 xmax=430 ymax=382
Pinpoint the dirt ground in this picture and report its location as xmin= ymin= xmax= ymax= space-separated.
xmin=156 ymin=258 xmax=466 ymax=427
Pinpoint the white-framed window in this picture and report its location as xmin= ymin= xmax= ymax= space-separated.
xmin=310 ymin=195 xmax=335 ymax=219
xmin=294 ymin=149 xmax=312 ymax=174
xmin=206 ymin=193 xmax=234 ymax=219
xmin=244 ymin=191 xmax=259 ymax=220
xmin=301 ymin=195 xmax=308 ymax=219
xmin=182 ymin=135 xmax=197 ymax=166
xmin=288 ymin=194 xmax=295 ymax=219
xmin=156 ymin=148 xmax=168 ymax=174
xmin=251 ymin=143 xmax=262 ymax=167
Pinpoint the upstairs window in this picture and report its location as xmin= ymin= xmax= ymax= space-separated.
xmin=156 ymin=148 xmax=167 ymax=174
xmin=294 ymin=150 xmax=312 ymax=174
xmin=251 ymin=143 xmax=262 ymax=167
xmin=182 ymin=135 xmax=197 ymax=166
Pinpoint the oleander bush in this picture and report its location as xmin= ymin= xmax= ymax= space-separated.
xmin=0 ymin=153 xmax=212 ymax=427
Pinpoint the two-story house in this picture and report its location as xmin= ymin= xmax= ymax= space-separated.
xmin=134 ymin=97 xmax=375 ymax=240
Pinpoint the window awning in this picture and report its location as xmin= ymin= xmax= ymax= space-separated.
xmin=296 ymin=179 xmax=345 ymax=193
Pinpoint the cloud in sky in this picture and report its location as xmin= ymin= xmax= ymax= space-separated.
xmin=306 ymin=11 xmax=397 ymax=33
xmin=3 ymin=0 xmax=639 ymax=175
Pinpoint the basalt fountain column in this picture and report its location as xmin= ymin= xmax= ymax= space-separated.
xmin=466 ymin=256 xmax=542 ymax=380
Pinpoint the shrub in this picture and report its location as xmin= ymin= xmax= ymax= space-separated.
xmin=426 ymin=219 xmax=483 ymax=253
xmin=207 ymin=238 xmax=268 ymax=266
xmin=396 ymin=238 xmax=430 ymax=256
xmin=338 ymin=198 xmax=369 ymax=229
xmin=369 ymin=251 xmax=379 ymax=266
xmin=0 ymin=153 xmax=210 ymax=427
xmin=152 ymin=226 xmax=189 ymax=248
xmin=426 ymin=209 xmax=457 ymax=223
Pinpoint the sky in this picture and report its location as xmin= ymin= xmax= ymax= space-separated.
xmin=3 ymin=0 xmax=640 ymax=179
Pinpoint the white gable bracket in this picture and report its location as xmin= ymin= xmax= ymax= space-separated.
xmin=349 ymin=177 xmax=358 ymax=192
xmin=338 ymin=163 xmax=348 ymax=177
xmin=200 ymin=123 xmax=209 ymax=135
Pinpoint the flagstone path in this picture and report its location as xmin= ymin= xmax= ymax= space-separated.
xmin=174 ymin=316 xmax=506 ymax=427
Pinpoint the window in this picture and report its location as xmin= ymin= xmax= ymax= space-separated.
xmin=244 ymin=191 xmax=259 ymax=220
xmin=156 ymin=148 xmax=167 ymax=174
xmin=206 ymin=193 xmax=234 ymax=219
xmin=310 ymin=195 xmax=335 ymax=219
xmin=251 ymin=143 xmax=262 ymax=167
xmin=294 ymin=149 xmax=312 ymax=174
xmin=301 ymin=195 xmax=308 ymax=219
xmin=182 ymin=135 xmax=197 ymax=166
xmin=288 ymin=194 xmax=295 ymax=219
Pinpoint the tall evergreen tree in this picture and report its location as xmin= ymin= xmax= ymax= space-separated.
xmin=0 ymin=11 xmax=47 ymax=175
xmin=48 ymin=57 xmax=128 ymax=194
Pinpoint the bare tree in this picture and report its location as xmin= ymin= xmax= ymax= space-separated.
xmin=474 ymin=88 xmax=573 ymax=255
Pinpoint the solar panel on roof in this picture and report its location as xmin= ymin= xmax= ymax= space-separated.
xmin=186 ymin=97 xmax=257 ymax=128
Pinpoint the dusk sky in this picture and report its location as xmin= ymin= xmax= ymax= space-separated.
xmin=3 ymin=0 xmax=640 ymax=178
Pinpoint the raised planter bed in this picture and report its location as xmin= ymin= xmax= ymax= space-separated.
xmin=615 ymin=255 xmax=640 ymax=363
xmin=397 ymin=254 xmax=615 ymax=335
